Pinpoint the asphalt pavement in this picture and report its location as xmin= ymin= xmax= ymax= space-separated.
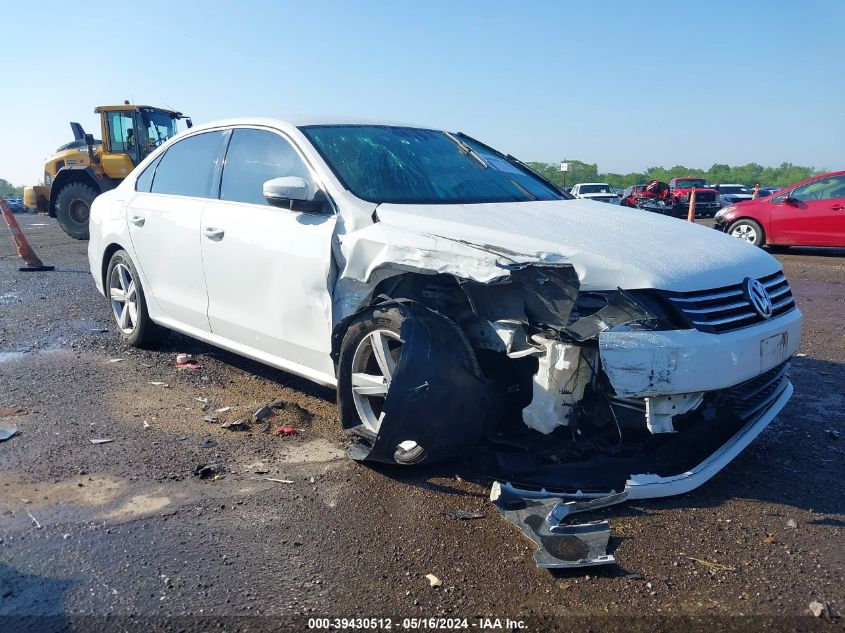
xmin=1 ymin=214 xmax=843 ymax=632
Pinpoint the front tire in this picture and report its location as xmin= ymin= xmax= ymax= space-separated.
xmin=55 ymin=182 xmax=96 ymax=240
xmin=727 ymin=219 xmax=765 ymax=247
xmin=105 ymin=250 xmax=169 ymax=347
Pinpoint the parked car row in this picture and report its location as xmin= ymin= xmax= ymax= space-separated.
xmin=714 ymin=171 xmax=845 ymax=248
xmin=2 ymin=195 xmax=26 ymax=212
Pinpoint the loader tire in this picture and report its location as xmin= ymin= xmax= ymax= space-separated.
xmin=55 ymin=182 xmax=96 ymax=240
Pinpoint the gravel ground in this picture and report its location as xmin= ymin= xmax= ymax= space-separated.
xmin=0 ymin=214 xmax=843 ymax=632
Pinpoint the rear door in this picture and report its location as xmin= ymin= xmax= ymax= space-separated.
xmin=125 ymin=129 xmax=229 ymax=330
xmin=770 ymin=175 xmax=845 ymax=245
xmin=200 ymin=127 xmax=337 ymax=376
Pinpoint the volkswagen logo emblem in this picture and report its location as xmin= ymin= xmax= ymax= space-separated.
xmin=744 ymin=278 xmax=773 ymax=319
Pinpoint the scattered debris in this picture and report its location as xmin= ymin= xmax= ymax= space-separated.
xmin=490 ymin=481 xmax=627 ymax=569
xmin=259 ymin=422 xmax=271 ymax=433
xmin=0 ymin=406 xmax=27 ymax=417
xmin=265 ymin=478 xmax=294 ymax=484
xmin=193 ymin=463 xmax=223 ymax=480
xmin=26 ymin=510 xmax=41 ymax=529
xmin=149 ymin=381 xmax=169 ymax=388
xmin=254 ymin=406 xmax=272 ymax=422
xmin=215 ymin=406 xmax=231 ymax=413
xmin=89 ymin=438 xmax=115 ymax=445
xmin=90 ymin=327 xmax=109 ymax=334
xmin=787 ymin=518 xmax=798 ymax=528
xmin=270 ymin=400 xmax=286 ymax=410
xmin=108 ymin=358 xmax=124 ymax=363
xmin=194 ymin=397 xmax=209 ymax=403
xmin=175 ymin=353 xmax=202 ymax=370
xmin=199 ymin=439 xmax=218 ymax=449
xmin=143 ymin=421 xmax=151 ymax=429
xmin=203 ymin=415 xmax=219 ymax=423
xmin=442 ymin=510 xmax=485 ymax=521
xmin=684 ymin=555 xmax=735 ymax=572
xmin=425 ymin=574 xmax=442 ymax=588
xmin=274 ymin=426 xmax=297 ymax=436
xmin=809 ymin=601 xmax=825 ymax=618
xmin=221 ymin=419 xmax=250 ymax=431
xmin=0 ymin=426 xmax=18 ymax=441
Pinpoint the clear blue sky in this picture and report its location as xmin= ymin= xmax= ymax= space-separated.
xmin=3 ymin=0 xmax=843 ymax=186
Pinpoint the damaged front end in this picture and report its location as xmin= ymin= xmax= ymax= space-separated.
xmin=333 ymin=229 xmax=797 ymax=503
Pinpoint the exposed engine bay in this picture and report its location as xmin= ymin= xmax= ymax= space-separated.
xmin=332 ymin=258 xmax=793 ymax=497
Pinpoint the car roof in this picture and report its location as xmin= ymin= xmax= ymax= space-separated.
xmin=183 ymin=116 xmax=430 ymax=136
xmin=575 ymin=182 xmax=612 ymax=186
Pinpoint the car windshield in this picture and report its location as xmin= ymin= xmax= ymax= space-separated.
xmin=675 ymin=179 xmax=708 ymax=188
xmin=138 ymin=110 xmax=179 ymax=160
xmin=720 ymin=185 xmax=749 ymax=194
xmin=579 ymin=184 xmax=613 ymax=194
xmin=300 ymin=125 xmax=564 ymax=204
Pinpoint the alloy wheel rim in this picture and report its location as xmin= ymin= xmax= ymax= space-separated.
xmin=350 ymin=329 xmax=403 ymax=434
xmin=109 ymin=263 xmax=138 ymax=334
xmin=731 ymin=224 xmax=757 ymax=243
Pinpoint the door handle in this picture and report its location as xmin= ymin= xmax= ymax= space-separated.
xmin=203 ymin=226 xmax=225 ymax=240
xmin=832 ymin=204 xmax=844 ymax=211
xmin=128 ymin=215 xmax=145 ymax=227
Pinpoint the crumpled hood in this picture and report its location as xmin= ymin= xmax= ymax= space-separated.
xmin=375 ymin=199 xmax=781 ymax=292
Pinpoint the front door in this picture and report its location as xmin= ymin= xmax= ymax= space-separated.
xmin=200 ymin=127 xmax=337 ymax=376
xmin=770 ymin=174 xmax=845 ymax=246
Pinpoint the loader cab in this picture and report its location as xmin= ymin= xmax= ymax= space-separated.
xmin=96 ymin=105 xmax=186 ymax=179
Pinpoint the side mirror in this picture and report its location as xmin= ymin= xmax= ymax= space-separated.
xmin=263 ymin=176 xmax=329 ymax=213
xmin=185 ymin=118 xmax=193 ymax=129
xmin=782 ymin=193 xmax=797 ymax=205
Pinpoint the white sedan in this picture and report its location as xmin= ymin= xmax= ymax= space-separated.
xmin=88 ymin=118 xmax=801 ymax=498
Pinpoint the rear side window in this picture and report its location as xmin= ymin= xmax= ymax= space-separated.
xmin=220 ymin=128 xmax=310 ymax=205
xmin=134 ymin=154 xmax=163 ymax=192
xmin=151 ymin=131 xmax=227 ymax=198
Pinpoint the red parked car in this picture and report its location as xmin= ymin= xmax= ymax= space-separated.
xmin=714 ymin=171 xmax=845 ymax=248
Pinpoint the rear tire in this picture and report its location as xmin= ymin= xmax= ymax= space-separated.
xmin=727 ymin=219 xmax=765 ymax=247
xmin=55 ymin=182 xmax=96 ymax=240
xmin=105 ymin=250 xmax=169 ymax=348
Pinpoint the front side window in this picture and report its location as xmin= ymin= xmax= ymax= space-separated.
xmin=137 ymin=110 xmax=179 ymax=161
xmin=790 ymin=175 xmax=845 ymax=202
xmin=150 ymin=130 xmax=228 ymax=198
xmin=220 ymin=129 xmax=310 ymax=205
xmin=301 ymin=125 xmax=563 ymax=204
xmin=107 ymin=111 xmax=137 ymax=158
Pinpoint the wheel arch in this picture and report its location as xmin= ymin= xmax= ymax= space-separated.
xmin=49 ymin=167 xmax=115 ymax=216
xmin=101 ymin=243 xmax=126 ymax=292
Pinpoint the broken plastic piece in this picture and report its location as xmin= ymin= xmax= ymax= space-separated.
xmin=274 ymin=426 xmax=297 ymax=436
xmin=442 ymin=510 xmax=485 ymax=521
xmin=0 ymin=426 xmax=18 ymax=441
xmin=89 ymin=438 xmax=114 ymax=444
xmin=221 ymin=419 xmax=250 ymax=431
xmin=425 ymin=573 xmax=442 ymax=588
xmin=345 ymin=301 xmax=495 ymax=465
xmin=490 ymin=481 xmax=621 ymax=569
xmin=645 ymin=392 xmax=704 ymax=433
xmin=564 ymin=289 xmax=656 ymax=342
xmin=0 ymin=406 xmax=27 ymax=417
xmin=254 ymin=406 xmax=272 ymax=422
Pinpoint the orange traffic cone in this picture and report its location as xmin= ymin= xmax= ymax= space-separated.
xmin=687 ymin=186 xmax=697 ymax=222
xmin=0 ymin=197 xmax=54 ymax=272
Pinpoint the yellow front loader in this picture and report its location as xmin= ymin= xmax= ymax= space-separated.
xmin=24 ymin=103 xmax=191 ymax=239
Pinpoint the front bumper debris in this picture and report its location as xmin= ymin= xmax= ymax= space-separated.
xmin=490 ymin=482 xmax=628 ymax=568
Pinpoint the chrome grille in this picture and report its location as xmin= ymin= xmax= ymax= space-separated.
xmin=666 ymin=271 xmax=796 ymax=333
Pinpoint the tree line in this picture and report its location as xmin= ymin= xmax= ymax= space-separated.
xmin=0 ymin=178 xmax=24 ymax=197
xmin=526 ymin=161 xmax=823 ymax=190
